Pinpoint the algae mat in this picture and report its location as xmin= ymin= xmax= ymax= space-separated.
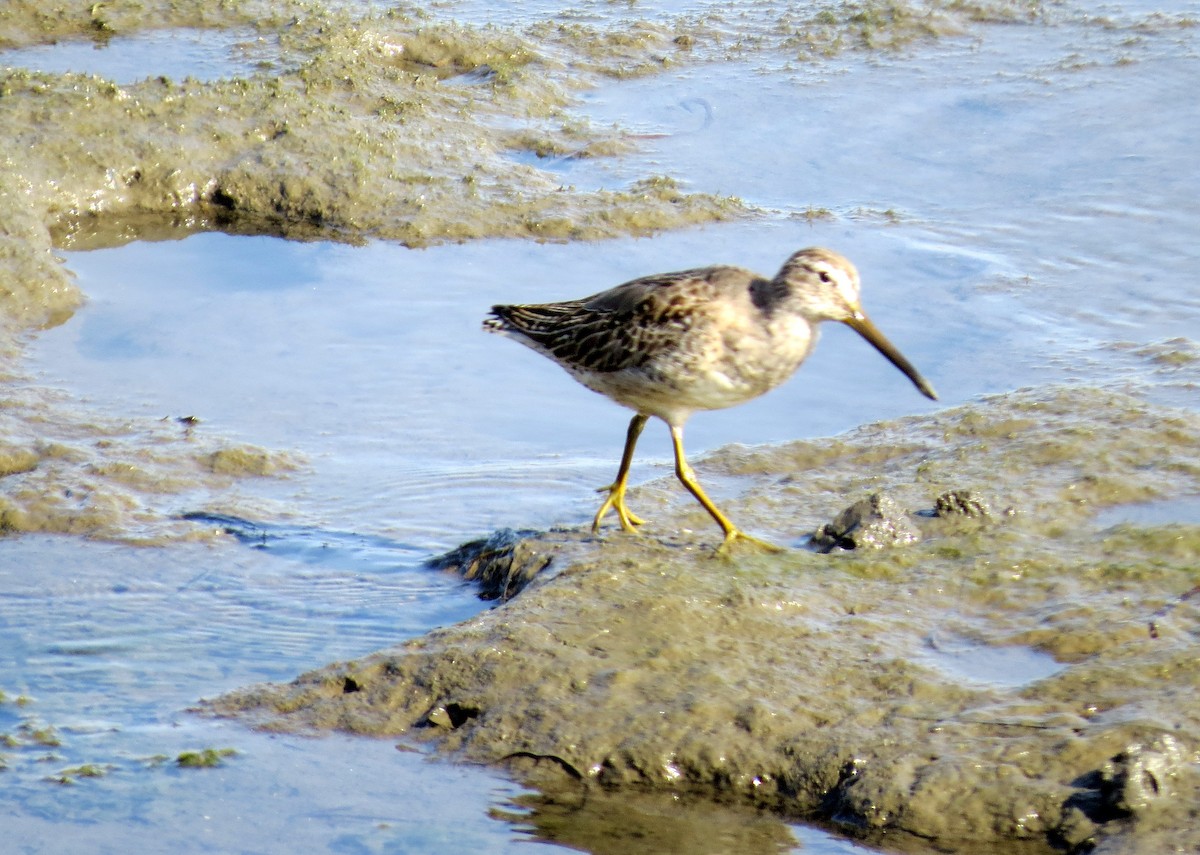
xmin=210 ymin=387 xmax=1200 ymax=855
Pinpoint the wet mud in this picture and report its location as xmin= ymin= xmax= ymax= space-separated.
xmin=0 ymin=0 xmax=752 ymax=333
xmin=0 ymin=0 xmax=1124 ymax=333
xmin=210 ymin=387 xmax=1200 ymax=854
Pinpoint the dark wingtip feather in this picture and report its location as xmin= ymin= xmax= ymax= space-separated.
xmin=483 ymin=305 xmax=509 ymax=333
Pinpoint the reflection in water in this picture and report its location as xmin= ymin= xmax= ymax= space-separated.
xmin=497 ymin=787 xmax=803 ymax=855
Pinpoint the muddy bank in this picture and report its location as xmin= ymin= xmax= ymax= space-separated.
xmin=0 ymin=1 xmax=740 ymax=540
xmin=1 ymin=0 xmax=1155 ymax=333
xmin=0 ymin=0 xmax=744 ymax=332
xmin=209 ymin=387 xmax=1200 ymax=854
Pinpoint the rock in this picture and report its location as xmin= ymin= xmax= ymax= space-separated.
xmin=426 ymin=527 xmax=553 ymax=599
xmin=811 ymin=492 xmax=922 ymax=553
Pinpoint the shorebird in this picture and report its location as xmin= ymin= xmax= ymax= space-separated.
xmin=484 ymin=247 xmax=937 ymax=551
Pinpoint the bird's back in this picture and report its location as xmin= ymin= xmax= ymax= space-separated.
xmin=485 ymin=265 xmax=751 ymax=374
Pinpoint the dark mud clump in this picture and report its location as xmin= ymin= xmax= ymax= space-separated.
xmin=811 ymin=491 xmax=922 ymax=552
xmin=426 ymin=527 xmax=559 ymax=601
xmin=209 ymin=387 xmax=1200 ymax=854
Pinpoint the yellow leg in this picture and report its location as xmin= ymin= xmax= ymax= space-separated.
xmin=668 ymin=424 xmax=782 ymax=554
xmin=593 ymin=413 xmax=649 ymax=533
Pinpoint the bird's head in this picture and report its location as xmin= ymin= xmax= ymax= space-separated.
xmin=773 ymin=248 xmax=938 ymax=401
xmin=773 ymin=247 xmax=865 ymax=322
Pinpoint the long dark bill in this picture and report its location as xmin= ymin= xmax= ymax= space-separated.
xmin=845 ymin=313 xmax=938 ymax=401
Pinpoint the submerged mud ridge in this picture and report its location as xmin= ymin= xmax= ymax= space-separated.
xmin=0 ymin=380 xmax=301 ymax=542
xmin=211 ymin=387 xmax=1200 ymax=855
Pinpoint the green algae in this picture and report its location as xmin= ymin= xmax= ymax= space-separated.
xmin=0 ymin=1 xmax=291 ymax=48
xmin=19 ymin=722 xmax=62 ymax=748
xmin=52 ymin=763 xmax=111 ymax=784
xmin=206 ymin=446 xmax=295 ymax=477
xmin=210 ymin=387 xmax=1200 ymax=854
xmin=1 ymin=690 xmax=237 ymax=784
xmin=176 ymin=747 xmax=237 ymax=768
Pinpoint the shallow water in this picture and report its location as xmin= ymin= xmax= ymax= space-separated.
xmin=916 ymin=636 xmax=1065 ymax=689
xmin=0 ymin=534 xmax=530 ymax=853
xmin=0 ymin=28 xmax=266 ymax=83
xmin=42 ymin=229 xmax=955 ymax=542
xmin=1093 ymin=494 xmax=1200 ymax=528
xmin=4 ymin=1 xmax=1200 ymax=853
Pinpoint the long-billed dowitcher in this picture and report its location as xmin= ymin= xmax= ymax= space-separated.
xmin=484 ymin=247 xmax=937 ymax=550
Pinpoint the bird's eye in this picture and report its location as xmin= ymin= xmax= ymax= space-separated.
xmin=818 ymin=270 xmax=833 ymax=284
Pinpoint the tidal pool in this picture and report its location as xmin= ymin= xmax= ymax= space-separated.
xmin=0 ymin=27 xmax=267 ymax=83
xmin=3 ymin=0 xmax=1199 ymax=853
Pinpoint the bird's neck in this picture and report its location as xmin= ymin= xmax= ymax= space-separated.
xmin=748 ymin=275 xmax=790 ymax=316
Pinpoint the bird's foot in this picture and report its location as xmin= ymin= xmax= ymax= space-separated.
xmin=592 ymin=483 xmax=646 ymax=533
xmin=715 ymin=528 xmax=785 ymax=557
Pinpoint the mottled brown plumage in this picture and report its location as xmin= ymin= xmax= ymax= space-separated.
xmin=487 ymin=268 xmax=729 ymax=374
xmin=484 ymin=247 xmax=936 ymax=550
